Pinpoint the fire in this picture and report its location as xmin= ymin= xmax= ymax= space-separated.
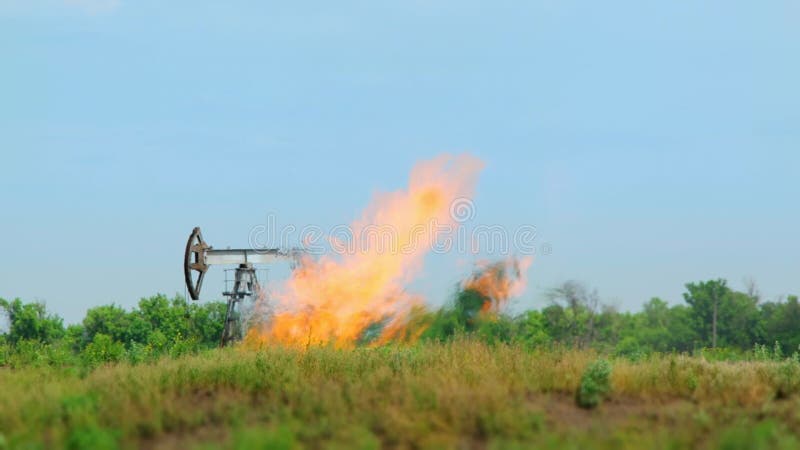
xmin=247 ymin=154 xmax=485 ymax=348
xmin=463 ymin=257 xmax=532 ymax=313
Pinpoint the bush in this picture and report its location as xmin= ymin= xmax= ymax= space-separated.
xmin=615 ymin=336 xmax=648 ymax=361
xmin=7 ymin=339 xmax=48 ymax=367
xmin=576 ymin=359 xmax=612 ymax=409
xmin=514 ymin=311 xmax=551 ymax=349
xmin=147 ymin=330 xmax=168 ymax=353
xmin=126 ymin=342 xmax=156 ymax=365
xmin=772 ymin=359 xmax=800 ymax=399
xmin=0 ymin=298 xmax=65 ymax=344
xmin=67 ymin=425 xmax=119 ymax=450
xmin=0 ymin=342 xmax=9 ymax=366
xmin=715 ymin=420 xmax=799 ymax=450
xmin=476 ymin=316 xmax=515 ymax=345
xmin=82 ymin=334 xmax=125 ymax=366
xmin=169 ymin=332 xmax=199 ymax=358
xmin=232 ymin=426 xmax=297 ymax=450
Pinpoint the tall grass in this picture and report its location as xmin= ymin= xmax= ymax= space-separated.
xmin=1 ymin=339 xmax=799 ymax=449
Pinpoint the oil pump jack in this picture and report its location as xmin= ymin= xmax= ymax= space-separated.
xmin=183 ymin=227 xmax=302 ymax=346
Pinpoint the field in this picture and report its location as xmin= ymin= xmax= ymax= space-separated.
xmin=2 ymin=340 xmax=800 ymax=449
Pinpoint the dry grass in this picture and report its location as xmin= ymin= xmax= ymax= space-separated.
xmin=1 ymin=340 xmax=799 ymax=449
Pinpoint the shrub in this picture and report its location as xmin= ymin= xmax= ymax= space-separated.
xmin=0 ymin=298 xmax=65 ymax=344
xmin=82 ymin=333 xmax=125 ymax=366
xmin=8 ymin=339 xmax=47 ymax=367
xmin=576 ymin=359 xmax=612 ymax=409
xmin=514 ymin=311 xmax=551 ymax=349
xmin=772 ymin=359 xmax=800 ymax=399
xmin=0 ymin=342 xmax=10 ymax=366
xmin=67 ymin=425 xmax=119 ymax=450
xmin=476 ymin=316 xmax=515 ymax=345
xmin=126 ymin=342 xmax=156 ymax=365
xmin=232 ymin=426 xmax=297 ymax=450
xmin=715 ymin=420 xmax=799 ymax=450
xmin=615 ymin=336 xmax=646 ymax=360
xmin=147 ymin=330 xmax=168 ymax=353
xmin=169 ymin=332 xmax=199 ymax=358
xmin=753 ymin=342 xmax=786 ymax=362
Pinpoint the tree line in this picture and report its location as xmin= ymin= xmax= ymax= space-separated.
xmin=1 ymin=278 xmax=799 ymax=366
xmin=0 ymin=295 xmax=226 ymax=366
xmin=421 ymin=278 xmax=800 ymax=358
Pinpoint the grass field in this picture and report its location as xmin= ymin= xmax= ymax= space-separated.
xmin=2 ymin=339 xmax=800 ymax=449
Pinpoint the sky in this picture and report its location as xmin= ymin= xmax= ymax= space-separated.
xmin=1 ymin=1 xmax=798 ymax=324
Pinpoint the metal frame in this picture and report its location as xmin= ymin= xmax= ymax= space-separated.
xmin=183 ymin=226 xmax=302 ymax=346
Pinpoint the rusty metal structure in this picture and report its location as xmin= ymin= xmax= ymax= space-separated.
xmin=183 ymin=227 xmax=301 ymax=346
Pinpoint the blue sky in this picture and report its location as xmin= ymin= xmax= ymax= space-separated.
xmin=1 ymin=1 xmax=798 ymax=323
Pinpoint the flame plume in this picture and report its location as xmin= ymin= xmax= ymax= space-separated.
xmin=247 ymin=154 xmax=484 ymax=348
xmin=462 ymin=257 xmax=532 ymax=313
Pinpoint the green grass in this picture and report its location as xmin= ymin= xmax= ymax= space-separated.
xmin=2 ymin=339 xmax=800 ymax=449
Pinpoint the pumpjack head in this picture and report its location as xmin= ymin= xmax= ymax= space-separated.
xmin=184 ymin=227 xmax=210 ymax=300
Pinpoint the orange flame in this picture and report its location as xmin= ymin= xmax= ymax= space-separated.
xmin=247 ymin=154 xmax=484 ymax=348
xmin=463 ymin=257 xmax=532 ymax=313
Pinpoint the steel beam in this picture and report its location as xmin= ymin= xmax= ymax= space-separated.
xmin=205 ymin=249 xmax=287 ymax=265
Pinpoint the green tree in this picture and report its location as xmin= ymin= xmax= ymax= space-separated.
xmin=83 ymin=304 xmax=149 ymax=347
xmin=0 ymin=298 xmax=65 ymax=344
xmin=683 ymin=280 xmax=762 ymax=349
xmin=593 ymin=306 xmax=626 ymax=351
xmin=546 ymin=281 xmax=600 ymax=348
xmin=82 ymin=333 xmax=125 ymax=365
xmin=761 ymin=295 xmax=800 ymax=354
xmin=514 ymin=310 xmax=551 ymax=348
xmin=665 ymin=304 xmax=698 ymax=352
xmin=613 ymin=299 xmax=697 ymax=353
xmin=134 ymin=294 xmax=191 ymax=342
xmin=637 ymin=298 xmax=672 ymax=352
xmin=188 ymin=301 xmax=228 ymax=347
xmin=453 ymin=288 xmax=487 ymax=331
xmin=723 ymin=290 xmax=762 ymax=348
xmin=419 ymin=287 xmax=487 ymax=342
xmin=64 ymin=324 xmax=86 ymax=352
xmin=683 ymin=279 xmax=729 ymax=348
xmin=541 ymin=304 xmax=570 ymax=343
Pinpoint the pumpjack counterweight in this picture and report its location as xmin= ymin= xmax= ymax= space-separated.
xmin=183 ymin=227 xmax=301 ymax=346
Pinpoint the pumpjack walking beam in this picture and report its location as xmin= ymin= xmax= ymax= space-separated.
xmin=183 ymin=227 xmax=301 ymax=346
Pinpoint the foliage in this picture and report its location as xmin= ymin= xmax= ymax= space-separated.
xmin=544 ymin=281 xmax=600 ymax=348
xmin=575 ymin=359 xmax=612 ymax=409
xmin=683 ymin=279 xmax=762 ymax=349
xmin=3 ymin=277 xmax=800 ymax=369
xmin=0 ymin=295 xmax=225 ymax=369
xmin=761 ymin=296 xmax=800 ymax=354
xmin=4 ymin=267 xmax=800 ymax=448
xmin=513 ymin=311 xmax=551 ymax=349
xmin=82 ymin=333 xmax=126 ymax=366
xmin=2 ymin=342 xmax=800 ymax=449
xmin=420 ymin=286 xmax=490 ymax=341
xmin=0 ymin=297 xmax=65 ymax=344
